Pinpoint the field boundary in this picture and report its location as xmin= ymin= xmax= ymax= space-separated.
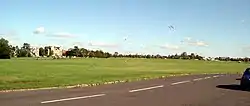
xmin=0 ymin=73 xmax=229 ymax=93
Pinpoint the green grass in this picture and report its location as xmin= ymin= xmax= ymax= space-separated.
xmin=0 ymin=58 xmax=248 ymax=90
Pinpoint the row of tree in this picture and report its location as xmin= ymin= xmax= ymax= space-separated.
xmin=0 ymin=38 xmax=249 ymax=62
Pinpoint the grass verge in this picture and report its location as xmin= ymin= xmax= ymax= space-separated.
xmin=0 ymin=58 xmax=248 ymax=90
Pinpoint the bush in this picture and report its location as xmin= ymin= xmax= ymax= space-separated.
xmin=0 ymin=54 xmax=11 ymax=59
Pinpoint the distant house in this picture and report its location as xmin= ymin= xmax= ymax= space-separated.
xmin=30 ymin=46 xmax=40 ymax=57
xmin=203 ymin=57 xmax=215 ymax=61
xmin=45 ymin=46 xmax=63 ymax=58
xmin=51 ymin=46 xmax=63 ymax=57
xmin=62 ymin=50 xmax=67 ymax=56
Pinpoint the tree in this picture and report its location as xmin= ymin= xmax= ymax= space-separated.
xmin=17 ymin=48 xmax=27 ymax=57
xmin=189 ymin=53 xmax=196 ymax=59
xmin=118 ymin=54 xmax=123 ymax=58
xmin=244 ymin=57 xmax=249 ymax=62
xmin=113 ymin=52 xmax=119 ymax=58
xmin=72 ymin=46 xmax=80 ymax=57
xmin=173 ymin=53 xmax=180 ymax=59
xmin=195 ymin=55 xmax=203 ymax=60
xmin=104 ymin=52 xmax=111 ymax=58
xmin=18 ymin=43 xmax=31 ymax=57
xmin=94 ymin=50 xmax=104 ymax=58
xmin=9 ymin=45 xmax=18 ymax=57
xmin=65 ymin=50 xmax=74 ymax=58
xmin=23 ymin=43 xmax=31 ymax=50
xmin=39 ymin=47 xmax=46 ymax=56
xmin=88 ymin=50 xmax=95 ymax=57
xmin=49 ymin=50 xmax=54 ymax=56
xmin=44 ymin=46 xmax=50 ymax=56
xmin=79 ymin=48 xmax=88 ymax=57
xmin=0 ymin=38 xmax=11 ymax=59
xmin=180 ymin=52 xmax=188 ymax=59
xmin=156 ymin=54 xmax=162 ymax=58
xmin=146 ymin=54 xmax=151 ymax=58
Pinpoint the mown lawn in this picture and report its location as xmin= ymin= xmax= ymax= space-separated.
xmin=0 ymin=58 xmax=248 ymax=90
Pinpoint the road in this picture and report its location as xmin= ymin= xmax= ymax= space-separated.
xmin=1 ymin=74 xmax=250 ymax=106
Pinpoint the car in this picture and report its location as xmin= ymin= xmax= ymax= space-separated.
xmin=240 ymin=68 xmax=250 ymax=88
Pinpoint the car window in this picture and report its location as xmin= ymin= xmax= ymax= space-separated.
xmin=244 ymin=68 xmax=250 ymax=75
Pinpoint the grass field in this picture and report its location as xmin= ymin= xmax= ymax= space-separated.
xmin=0 ymin=58 xmax=249 ymax=90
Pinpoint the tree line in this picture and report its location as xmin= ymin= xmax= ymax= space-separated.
xmin=0 ymin=38 xmax=249 ymax=62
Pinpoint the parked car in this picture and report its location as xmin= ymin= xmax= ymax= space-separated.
xmin=240 ymin=68 xmax=250 ymax=88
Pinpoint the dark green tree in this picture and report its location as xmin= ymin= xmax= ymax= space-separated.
xmin=0 ymin=38 xmax=11 ymax=59
xmin=113 ymin=52 xmax=119 ymax=58
xmin=39 ymin=47 xmax=46 ymax=56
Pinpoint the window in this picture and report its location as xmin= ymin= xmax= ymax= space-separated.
xmin=244 ymin=68 xmax=250 ymax=75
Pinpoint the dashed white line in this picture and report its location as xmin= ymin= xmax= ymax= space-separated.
xmin=129 ymin=85 xmax=164 ymax=93
xmin=40 ymin=74 xmax=225 ymax=104
xmin=204 ymin=76 xmax=211 ymax=79
xmin=193 ymin=78 xmax=203 ymax=81
xmin=213 ymin=75 xmax=219 ymax=78
xmin=171 ymin=80 xmax=191 ymax=85
xmin=41 ymin=94 xmax=106 ymax=104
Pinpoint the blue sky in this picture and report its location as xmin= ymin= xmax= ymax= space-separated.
xmin=0 ymin=0 xmax=250 ymax=57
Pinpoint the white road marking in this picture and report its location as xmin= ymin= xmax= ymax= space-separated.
xmin=193 ymin=78 xmax=203 ymax=81
xmin=129 ymin=85 xmax=164 ymax=93
xmin=41 ymin=94 xmax=106 ymax=104
xmin=213 ymin=75 xmax=219 ymax=78
xmin=171 ymin=80 xmax=191 ymax=85
xmin=41 ymin=74 xmax=225 ymax=104
xmin=204 ymin=76 xmax=211 ymax=79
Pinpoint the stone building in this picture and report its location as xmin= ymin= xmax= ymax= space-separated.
xmin=45 ymin=46 xmax=63 ymax=58
xmin=30 ymin=46 xmax=40 ymax=57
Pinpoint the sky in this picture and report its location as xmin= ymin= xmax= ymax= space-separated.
xmin=0 ymin=0 xmax=250 ymax=57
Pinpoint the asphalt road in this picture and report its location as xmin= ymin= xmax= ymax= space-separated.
xmin=1 ymin=74 xmax=250 ymax=106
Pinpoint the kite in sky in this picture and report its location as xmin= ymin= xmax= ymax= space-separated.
xmin=168 ymin=25 xmax=175 ymax=30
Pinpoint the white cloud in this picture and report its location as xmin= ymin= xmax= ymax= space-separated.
xmin=188 ymin=41 xmax=208 ymax=47
xmin=159 ymin=44 xmax=181 ymax=50
xmin=181 ymin=37 xmax=208 ymax=47
xmin=33 ymin=27 xmax=78 ymax=38
xmin=47 ymin=32 xmax=77 ymax=38
xmin=184 ymin=37 xmax=191 ymax=41
xmin=33 ymin=27 xmax=45 ymax=34
xmin=180 ymin=37 xmax=191 ymax=44
xmin=88 ymin=41 xmax=120 ymax=48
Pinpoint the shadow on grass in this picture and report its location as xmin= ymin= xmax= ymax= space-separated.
xmin=216 ymin=84 xmax=250 ymax=92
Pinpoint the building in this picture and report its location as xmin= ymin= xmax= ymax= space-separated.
xmin=51 ymin=46 xmax=63 ymax=57
xmin=30 ymin=46 xmax=40 ymax=57
xmin=45 ymin=46 xmax=63 ymax=58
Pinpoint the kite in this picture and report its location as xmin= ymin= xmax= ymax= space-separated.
xmin=168 ymin=25 xmax=175 ymax=30
xmin=33 ymin=27 xmax=45 ymax=34
xmin=123 ymin=36 xmax=128 ymax=41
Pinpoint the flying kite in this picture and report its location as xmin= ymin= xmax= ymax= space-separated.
xmin=123 ymin=36 xmax=128 ymax=41
xmin=33 ymin=27 xmax=45 ymax=34
xmin=168 ymin=25 xmax=175 ymax=30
